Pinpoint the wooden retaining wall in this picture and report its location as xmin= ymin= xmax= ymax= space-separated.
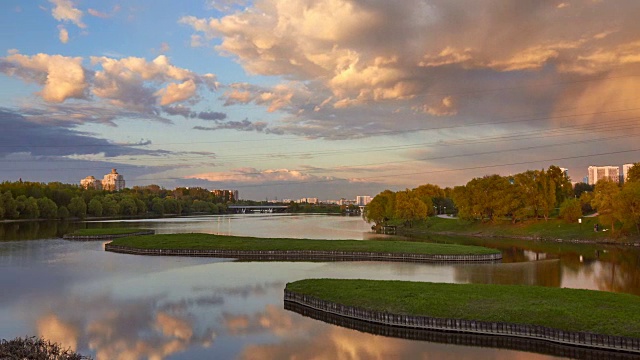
xmin=284 ymin=301 xmax=639 ymax=360
xmin=104 ymin=243 xmax=502 ymax=263
xmin=64 ymin=230 xmax=155 ymax=241
xmin=284 ymin=290 xmax=640 ymax=354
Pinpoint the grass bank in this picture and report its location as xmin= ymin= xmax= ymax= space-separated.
xmin=109 ymin=233 xmax=499 ymax=255
xmin=286 ymin=279 xmax=640 ymax=338
xmin=403 ymin=216 xmax=640 ymax=243
xmin=67 ymin=228 xmax=150 ymax=236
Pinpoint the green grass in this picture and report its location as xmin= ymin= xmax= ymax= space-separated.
xmin=109 ymin=233 xmax=500 ymax=255
xmin=286 ymin=279 xmax=640 ymax=338
xmin=406 ymin=216 xmax=638 ymax=242
xmin=67 ymin=228 xmax=148 ymax=236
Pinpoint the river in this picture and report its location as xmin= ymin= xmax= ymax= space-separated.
xmin=1 ymin=214 xmax=639 ymax=359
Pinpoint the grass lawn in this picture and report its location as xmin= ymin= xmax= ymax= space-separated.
xmin=67 ymin=228 xmax=150 ymax=236
xmin=109 ymin=233 xmax=500 ymax=255
xmin=405 ymin=216 xmax=638 ymax=242
xmin=286 ymin=279 xmax=640 ymax=338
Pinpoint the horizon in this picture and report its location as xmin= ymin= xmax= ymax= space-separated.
xmin=2 ymin=1 xmax=640 ymax=201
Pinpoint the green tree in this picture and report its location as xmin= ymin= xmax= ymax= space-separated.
xmin=57 ymin=206 xmax=70 ymax=220
xmin=591 ymin=179 xmax=620 ymax=234
xmin=135 ymin=198 xmax=146 ymax=215
xmin=88 ymin=198 xmax=103 ymax=217
xmin=102 ymin=195 xmax=119 ymax=217
xmin=626 ymin=163 xmax=640 ymax=183
xmin=559 ymin=198 xmax=582 ymax=223
xmin=118 ymin=196 xmax=138 ymax=216
xmin=1 ymin=191 xmax=19 ymax=219
xmin=363 ymin=190 xmax=396 ymax=226
xmin=36 ymin=197 xmax=58 ymax=219
xmin=615 ymin=182 xmax=640 ymax=235
xmin=394 ymin=190 xmax=428 ymax=227
xmin=163 ymin=197 xmax=181 ymax=215
xmin=16 ymin=195 xmax=39 ymax=219
xmin=151 ymin=197 xmax=165 ymax=216
xmin=68 ymin=196 xmax=87 ymax=219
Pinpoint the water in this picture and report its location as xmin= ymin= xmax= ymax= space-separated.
xmin=1 ymin=214 xmax=639 ymax=359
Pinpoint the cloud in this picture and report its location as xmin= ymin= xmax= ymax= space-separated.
xmin=163 ymin=105 xmax=196 ymax=118
xmin=0 ymin=51 xmax=88 ymax=103
xmin=87 ymin=5 xmax=120 ymax=19
xmin=58 ymin=26 xmax=69 ymax=44
xmin=49 ymin=0 xmax=85 ymax=29
xmin=90 ymin=55 xmax=216 ymax=111
xmin=197 ymin=111 xmax=227 ymax=121
xmin=0 ymin=108 xmax=165 ymax=158
xmin=193 ymin=118 xmax=267 ymax=132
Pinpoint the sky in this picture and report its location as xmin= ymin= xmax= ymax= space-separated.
xmin=1 ymin=0 xmax=640 ymax=201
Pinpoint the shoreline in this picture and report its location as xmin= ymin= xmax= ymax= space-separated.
xmin=402 ymin=229 xmax=640 ymax=247
xmin=284 ymin=288 xmax=640 ymax=354
xmin=64 ymin=230 xmax=155 ymax=241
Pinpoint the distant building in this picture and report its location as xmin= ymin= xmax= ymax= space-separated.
xmin=297 ymin=197 xmax=318 ymax=204
xmin=212 ymin=189 xmax=239 ymax=203
xmin=80 ymin=176 xmax=102 ymax=190
xmin=356 ymin=196 xmax=372 ymax=206
xmin=623 ymin=163 xmax=635 ymax=183
xmin=587 ymin=165 xmax=620 ymax=185
xmin=102 ymin=168 xmax=126 ymax=191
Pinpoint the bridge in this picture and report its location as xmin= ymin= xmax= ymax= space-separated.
xmin=227 ymin=205 xmax=289 ymax=213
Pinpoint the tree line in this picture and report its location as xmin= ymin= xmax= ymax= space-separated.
xmin=0 ymin=181 xmax=230 ymax=220
xmin=364 ymin=163 xmax=640 ymax=235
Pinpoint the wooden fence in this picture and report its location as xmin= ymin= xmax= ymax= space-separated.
xmin=104 ymin=243 xmax=502 ymax=263
xmin=284 ymin=290 xmax=640 ymax=354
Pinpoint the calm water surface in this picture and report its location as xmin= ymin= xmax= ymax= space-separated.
xmin=1 ymin=214 xmax=639 ymax=359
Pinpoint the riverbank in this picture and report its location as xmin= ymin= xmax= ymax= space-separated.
xmin=285 ymin=279 xmax=640 ymax=353
xmin=105 ymin=233 xmax=501 ymax=262
xmin=63 ymin=228 xmax=155 ymax=240
xmin=400 ymin=216 xmax=640 ymax=245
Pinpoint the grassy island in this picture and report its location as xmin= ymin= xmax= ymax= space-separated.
xmin=67 ymin=228 xmax=151 ymax=236
xmin=286 ymin=279 xmax=640 ymax=338
xmin=108 ymin=233 xmax=499 ymax=256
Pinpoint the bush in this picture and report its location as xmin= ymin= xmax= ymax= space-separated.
xmin=0 ymin=336 xmax=92 ymax=359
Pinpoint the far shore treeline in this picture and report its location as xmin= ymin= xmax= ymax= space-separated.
xmin=0 ymin=181 xmax=357 ymax=221
xmin=365 ymin=163 xmax=640 ymax=236
xmin=0 ymin=182 xmax=233 ymax=221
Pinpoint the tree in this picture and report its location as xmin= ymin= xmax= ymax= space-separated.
xmin=102 ymin=195 xmax=119 ymax=217
xmin=57 ymin=206 xmax=69 ymax=220
xmin=1 ymin=191 xmax=19 ymax=219
xmin=394 ymin=190 xmax=427 ymax=227
xmin=574 ymin=182 xmax=594 ymax=198
xmin=627 ymin=163 xmax=640 ymax=183
xmin=88 ymin=198 xmax=103 ymax=217
xmin=36 ymin=197 xmax=58 ymax=219
xmin=118 ymin=196 xmax=138 ymax=216
xmin=151 ymin=197 xmax=165 ymax=216
xmin=615 ymin=182 xmax=640 ymax=235
xmin=559 ymin=198 xmax=582 ymax=223
xmin=68 ymin=196 xmax=87 ymax=219
xmin=363 ymin=190 xmax=396 ymax=226
xmin=16 ymin=195 xmax=39 ymax=219
xmin=591 ymin=179 xmax=620 ymax=234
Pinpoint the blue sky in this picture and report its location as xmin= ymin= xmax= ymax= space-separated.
xmin=2 ymin=0 xmax=640 ymax=200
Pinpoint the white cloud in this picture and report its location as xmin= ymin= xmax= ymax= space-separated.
xmin=0 ymin=52 xmax=88 ymax=103
xmin=58 ymin=26 xmax=69 ymax=44
xmin=49 ymin=0 xmax=85 ymax=29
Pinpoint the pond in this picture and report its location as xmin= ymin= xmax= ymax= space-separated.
xmin=1 ymin=214 xmax=639 ymax=359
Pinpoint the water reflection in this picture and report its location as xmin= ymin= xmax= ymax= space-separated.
xmin=2 ymin=215 xmax=640 ymax=359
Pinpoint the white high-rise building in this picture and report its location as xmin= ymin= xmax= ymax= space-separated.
xmin=623 ymin=163 xmax=635 ymax=183
xmin=102 ymin=168 xmax=126 ymax=191
xmin=356 ymin=196 xmax=372 ymax=206
xmin=80 ymin=176 xmax=102 ymax=190
xmin=587 ymin=165 xmax=620 ymax=185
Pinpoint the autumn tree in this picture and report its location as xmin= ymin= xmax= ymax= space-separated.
xmin=615 ymin=181 xmax=640 ymax=235
xmin=627 ymin=163 xmax=640 ymax=183
xmin=591 ymin=179 xmax=620 ymax=233
xmin=394 ymin=190 xmax=428 ymax=227
xmin=559 ymin=198 xmax=582 ymax=223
